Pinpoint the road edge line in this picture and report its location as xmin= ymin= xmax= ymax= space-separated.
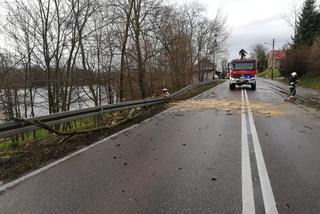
xmin=0 ymin=108 xmax=172 ymax=193
xmin=0 ymin=82 xmax=225 ymax=193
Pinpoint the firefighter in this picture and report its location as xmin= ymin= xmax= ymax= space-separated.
xmin=288 ymin=72 xmax=299 ymax=100
xmin=159 ymin=88 xmax=170 ymax=98
xmin=239 ymin=49 xmax=247 ymax=59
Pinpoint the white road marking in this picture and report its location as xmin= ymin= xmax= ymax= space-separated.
xmin=244 ymin=89 xmax=278 ymax=214
xmin=0 ymin=83 xmax=225 ymax=193
xmin=0 ymin=108 xmax=172 ymax=192
xmin=241 ymin=88 xmax=256 ymax=214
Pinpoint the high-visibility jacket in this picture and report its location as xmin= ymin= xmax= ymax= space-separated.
xmin=289 ymin=76 xmax=299 ymax=88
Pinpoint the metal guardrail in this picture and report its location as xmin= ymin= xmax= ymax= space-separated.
xmin=0 ymin=81 xmax=215 ymax=139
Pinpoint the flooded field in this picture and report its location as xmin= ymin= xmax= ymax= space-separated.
xmin=0 ymin=86 xmax=116 ymax=123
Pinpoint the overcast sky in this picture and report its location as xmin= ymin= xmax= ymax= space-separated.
xmin=0 ymin=0 xmax=305 ymax=59
xmin=174 ymin=0 xmax=305 ymax=59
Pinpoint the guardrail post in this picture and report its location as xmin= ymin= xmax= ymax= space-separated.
xmin=93 ymin=115 xmax=98 ymax=128
xmin=93 ymin=108 xmax=104 ymax=128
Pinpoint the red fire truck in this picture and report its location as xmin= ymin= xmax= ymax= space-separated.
xmin=229 ymin=58 xmax=256 ymax=90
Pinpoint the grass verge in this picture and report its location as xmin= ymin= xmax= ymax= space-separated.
xmin=299 ymin=76 xmax=320 ymax=90
xmin=257 ymin=68 xmax=281 ymax=79
xmin=174 ymin=81 xmax=224 ymax=100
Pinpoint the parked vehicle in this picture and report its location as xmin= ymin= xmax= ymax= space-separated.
xmin=229 ymin=58 xmax=257 ymax=90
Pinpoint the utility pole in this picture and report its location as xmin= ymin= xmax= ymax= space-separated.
xmin=272 ymin=38 xmax=275 ymax=80
xmin=212 ymin=35 xmax=218 ymax=80
xmin=212 ymin=50 xmax=216 ymax=80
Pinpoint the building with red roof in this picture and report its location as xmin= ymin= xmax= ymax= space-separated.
xmin=268 ymin=50 xmax=285 ymax=68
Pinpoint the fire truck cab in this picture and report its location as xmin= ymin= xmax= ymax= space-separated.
xmin=229 ymin=58 xmax=256 ymax=90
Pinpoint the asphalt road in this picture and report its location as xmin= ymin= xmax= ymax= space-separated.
xmin=1 ymin=79 xmax=320 ymax=214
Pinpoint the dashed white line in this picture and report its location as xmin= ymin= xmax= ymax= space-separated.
xmin=241 ymin=88 xmax=256 ymax=214
xmin=244 ymin=89 xmax=278 ymax=214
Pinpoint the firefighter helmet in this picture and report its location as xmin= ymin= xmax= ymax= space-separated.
xmin=291 ymin=72 xmax=297 ymax=77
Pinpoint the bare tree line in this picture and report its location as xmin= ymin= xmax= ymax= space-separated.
xmin=0 ymin=0 xmax=228 ymax=120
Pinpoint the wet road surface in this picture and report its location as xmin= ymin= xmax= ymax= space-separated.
xmin=0 ymin=79 xmax=320 ymax=214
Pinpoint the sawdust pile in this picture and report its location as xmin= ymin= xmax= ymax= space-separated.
xmin=171 ymin=99 xmax=284 ymax=116
xmin=172 ymin=99 xmax=241 ymax=112
xmin=249 ymin=101 xmax=283 ymax=116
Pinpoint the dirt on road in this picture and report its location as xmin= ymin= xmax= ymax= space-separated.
xmin=0 ymin=82 xmax=223 ymax=184
xmin=172 ymin=98 xmax=284 ymax=117
xmin=0 ymin=105 xmax=166 ymax=183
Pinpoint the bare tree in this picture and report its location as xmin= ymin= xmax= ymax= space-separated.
xmin=0 ymin=0 xmax=229 ymax=121
xmin=282 ymin=0 xmax=300 ymax=35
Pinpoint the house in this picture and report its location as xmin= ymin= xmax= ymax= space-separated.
xmin=193 ymin=59 xmax=216 ymax=73
xmin=193 ymin=58 xmax=218 ymax=82
xmin=268 ymin=50 xmax=285 ymax=68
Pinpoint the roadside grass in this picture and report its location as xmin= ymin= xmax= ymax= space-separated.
xmin=257 ymin=68 xmax=281 ymax=79
xmin=174 ymin=81 xmax=224 ymax=100
xmin=276 ymin=74 xmax=320 ymax=90
xmin=299 ymin=76 xmax=320 ymax=90
xmin=0 ymin=113 xmax=117 ymax=153
xmin=0 ymin=129 xmax=49 ymax=153
xmin=257 ymin=68 xmax=320 ymax=90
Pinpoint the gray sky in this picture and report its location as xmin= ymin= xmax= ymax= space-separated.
xmin=174 ymin=0 xmax=305 ymax=59
xmin=0 ymin=0 xmax=305 ymax=59
xmin=0 ymin=2 xmax=7 ymax=51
